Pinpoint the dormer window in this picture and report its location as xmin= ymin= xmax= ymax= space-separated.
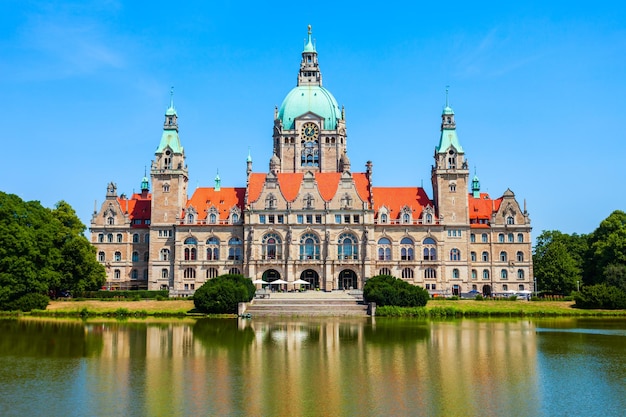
xmin=266 ymin=194 xmax=277 ymax=210
xmin=507 ymin=216 xmax=515 ymax=225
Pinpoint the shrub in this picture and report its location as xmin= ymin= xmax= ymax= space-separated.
xmin=363 ymin=275 xmax=429 ymax=307
xmin=193 ymin=274 xmax=256 ymax=314
xmin=6 ymin=293 xmax=50 ymax=312
xmin=574 ymin=284 xmax=626 ymax=309
xmin=475 ymin=294 xmax=484 ymax=301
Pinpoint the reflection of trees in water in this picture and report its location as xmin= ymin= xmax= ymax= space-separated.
xmin=0 ymin=319 xmax=103 ymax=357
xmin=193 ymin=318 xmax=255 ymax=350
xmin=363 ymin=319 xmax=430 ymax=345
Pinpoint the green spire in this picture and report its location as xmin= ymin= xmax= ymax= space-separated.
xmin=166 ymin=86 xmax=177 ymax=116
xmin=472 ymin=168 xmax=481 ymax=198
xmin=247 ymin=147 xmax=252 ymax=163
xmin=141 ymin=167 xmax=149 ymax=192
xmin=443 ymin=85 xmax=454 ymax=115
xmin=303 ymin=24 xmax=315 ymax=53
xmin=436 ymin=86 xmax=463 ymax=153
xmin=214 ymin=170 xmax=221 ymax=191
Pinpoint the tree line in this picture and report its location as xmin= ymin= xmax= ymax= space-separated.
xmin=0 ymin=192 xmax=106 ymax=311
xmin=534 ymin=210 xmax=626 ymax=308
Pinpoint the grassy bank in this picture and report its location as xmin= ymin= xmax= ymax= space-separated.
xmin=30 ymin=299 xmax=198 ymax=318
xmin=377 ymin=299 xmax=626 ymax=317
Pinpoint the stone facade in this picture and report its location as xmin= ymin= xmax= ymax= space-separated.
xmin=90 ymin=27 xmax=533 ymax=296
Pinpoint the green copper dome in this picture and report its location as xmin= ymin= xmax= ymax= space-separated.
xmin=278 ymin=85 xmax=341 ymax=130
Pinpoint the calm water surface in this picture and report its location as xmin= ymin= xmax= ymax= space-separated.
xmin=0 ymin=317 xmax=624 ymax=417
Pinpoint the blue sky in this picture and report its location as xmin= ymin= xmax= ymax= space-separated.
xmin=2 ymin=1 xmax=625 ymax=242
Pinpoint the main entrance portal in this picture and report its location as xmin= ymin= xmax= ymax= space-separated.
xmin=263 ymin=269 xmax=281 ymax=282
xmin=338 ymin=269 xmax=357 ymax=290
xmin=300 ymin=269 xmax=320 ymax=289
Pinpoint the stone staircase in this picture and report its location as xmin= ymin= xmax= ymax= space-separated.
xmin=243 ymin=291 xmax=370 ymax=317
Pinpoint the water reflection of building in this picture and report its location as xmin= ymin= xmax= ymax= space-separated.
xmin=90 ymin=25 xmax=533 ymax=298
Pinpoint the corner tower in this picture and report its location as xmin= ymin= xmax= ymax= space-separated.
xmin=431 ymin=92 xmax=469 ymax=224
xmin=150 ymin=90 xmax=189 ymax=225
xmin=273 ymin=25 xmax=347 ymax=173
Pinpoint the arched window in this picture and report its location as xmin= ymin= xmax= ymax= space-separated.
xmin=184 ymin=237 xmax=197 ymax=261
xmin=107 ymin=217 xmax=114 ymax=225
xmin=206 ymin=268 xmax=218 ymax=278
xmin=482 ymin=251 xmax=489 ymax=262
xmin=114 ymin=269 xmax=121 ymax=279
xmin=338 ymin=233 xmax=358 ymax=260
xmin=380 ymin=213 xmax=388 ymax=224
xmin=144 ymin=234 xmax=150 ymax=243
xmin=131 ymin=269 xmax=138 ymax=279
xmin=424 ymin=268 xmax=437 ymax=279
xmin=231 ymin=213 xmax=239 ymax=224
xmin=379 ymin=267 xmax=392 ymax=276
xmin=483 ymin=269 xmax=490 ymax=279
xmin=206 ymin=237 xmax=220 ymax=260
xmin=184 ymin=268 xmax=196 ymax=279
xmin=300 ymin=233 xmax=320 ymax=260
xmin=402 ymin=268 xmax=414 ymax=279
xmin=452 ymin=268 xmax=460 ymax=279
xmin=450 ymin=248 xmax=461 ymax=261
xmin=425 ymin=213 xmax=433 ymax=224
xmin=503 ymin=284 xmax=509 ymax=291
xmin=228 ymin=237 xmax=242 ymax=260
xmin=498 ymin=233 xmax=505 ymax=243
xmin=507 ymin=216 xmax=515 ymax=225
xmin=262 ymin=233 xmax=282 ymax=260
xmin=377 ymin=238 xmax=391 ymax=261
xmin=471 ymin=269 xmax=477 ymax=280
xmin=517 ymin=269 xmax=525 ymax=279
xmin=160 ymin=248 xmax=170 ymax=261
xmin=117 ymin=234 xmax=123 ymax=243
xmin=229 ymin=267 xmax=241 ymax=275
xmin=470 ymin=233 xmax=476 ymax=243
xmin=501 ymin=269 xmax=508 ymax=279
xmin=402 ymin=213 xmax=411 ymax=224
xmin=98 ymin=234 xmax=104 ymax=243
xmin=516 ymin=251 xmax=524 ymax=262
xmin=423 ymin=238 xmax=437 ymax=261
xmin=114 ymin=251 xmax=121 ymax=262
xmin=98 ymin=252 xmax=105 ymax=262
xmin=400 ymin=237 xmax=414 ymax=260
xmin=517 ymin=233 xmax=524 ymax=243
xmin=132 ymin=233 xmax=139 ymax=243
xmin=481 ymin=233 xmax=488 ymax=243
xmin=187 ymin=213 xmax=195 ymax=224
xmin=209 ymin=213 xmax=217 ymax=224
xmin=161 ymin=268 xmax=169 ymax=278
xmin=508 ymin=233 xmax=514 ymax=243
xmin=469 ymin=251 xmax=476 ymax=262
xmin=107 ymin=233 xmax=113 ymax=243
xmin=500 ymin=251 xmax=508 ymax=262
xmin=132 ymin=251 xmax=139 ymax=262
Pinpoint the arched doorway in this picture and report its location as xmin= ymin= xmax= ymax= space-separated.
xmin=338 ymin=269 xmax=357 ymax=290
xmin=300 ymin=269 xmax=320 ymax=289
xmin=262 ymin=269 xmax=281 ymax=282
xmin=482 ymin=284 xmax=492 ymax=297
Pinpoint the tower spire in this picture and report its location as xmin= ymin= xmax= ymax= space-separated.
xmin=298 ymin=25 xmax=322 ymax=86
xmin=214 ymin=170 xmax=221 ymax=191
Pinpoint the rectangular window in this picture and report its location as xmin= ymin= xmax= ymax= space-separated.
xmin=315 ymin=215 xmax=322 ymax=224
xmin=426 ymin=284 xmax=430 ymax=290
xmin=335 ymin=214 xmax=341 ymax=224
xmin=145 ymin=220 xmax=150 ymax=225
xmin=269 ymin=215 xmax=275 ymax=224
xmin=353 ymin=215 xmax=360 ymax=224
xmin=277 ymin=215 xmax=284 ymax=224
xmin=432 ymin=284 xmax=436 ymax=290
xmin=344 ymin=215 xmax=351 ymax=224
xmin=297 ymin=215 xmax=304 ymax=224
xmin=306 ymin=215 xmax=313 ymax=224
xmin=259 ymin=215 xmax=266 ymax=224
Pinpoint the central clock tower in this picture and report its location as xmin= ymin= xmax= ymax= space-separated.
xmin=272 ymin=26 xmax=347 ymax=173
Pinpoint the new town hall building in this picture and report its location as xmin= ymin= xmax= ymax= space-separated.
xmin=90 ymin=27 xmax=533 ymax=296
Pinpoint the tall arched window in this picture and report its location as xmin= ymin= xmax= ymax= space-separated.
xmin=481 ymin=233 xmax=488 ymax=243
xmin=380 ymin=213 xmax=388 ymax=224
xmin=209 ymin=213 xmax=217 ymax=224
xmin=160 ymin=248 xmax=170 ymax=261
xmin=452 ymin=268 xmax=460 ymax=279
xmin=423 ymin=238 xmax=437 ymax=261
xmin=132 ymin=233 xmax=139 ymax=243
xmin=450 ymin=248 xmax=461 ymax=261
xmin=379 ymin=267 xmax=392 ymax=276
xmin=338 ymin=233 xmax=358 ymax=260
xmin=402 ymin=213 xmax=411 ymax=224
xmin=131 ymin=269 xmax=138 ymax=279
xmin=262 ymin=233 xmax=282 ymax=260
xmin=471 ymin=251 xmax=477 ymax=262
xmin=517 ymin=269 xmax=525 ymax=279
xmin=482 ymin=251 xmax=489 ymax=262
xmin=98 ymin=252 xmax=105 ymax=262
xmin=98 ymin=234 xmax=104 ymax=243
xmin=402 ymin=268 xmax=414 ymax=279
xmin=483 ymin=269 xmax=490 ymax=279
xmin=471 ymin=269 xmax=477 ymax=280
xmin=424 ymin=268 xmax=437 ymax=279
xmin=228 ymin=237 xmax=242 ymax=260
xmin=501 ymin=269 xmax=508 ymax=279
xmin=161 ymin=268 xmax=169 ymax=278
xmin=507 ymin=216 xmax=515 ymax=225
xmin=377 ymin=238 xmax=391 ymax=261
xmin=516 ymin=251 xmax=524 ymax=262
xmin=132 ymin=251 xmax=139 ymax=262
xmin=517 ymin=233 xmax=524 ymax=243
xmin=206 ymin=237 xmax=220 ymax=260
xmin=184 ymin=268 xmax=196 ymax=279
xmin=184 ymin=237 xmax=197 ymax=261
xmin=400 ymin=237 xmax=414 ymax=261
xmin=114 ymin=269 xmax=120 ymax=279
xmin=114 ymin=251 xmax=122 ymax=262
xmin=498 ymin=233 xmax=505 ymax=243
xmin=470 ymin=233 xmax=476 ymax=243
xmin=500 ymin=251 xmax=508 ymax=262
xmin=206 ymin=268 xmax=218 ymax=278
xmin=300 ymin=233 xmax=320 ymax=260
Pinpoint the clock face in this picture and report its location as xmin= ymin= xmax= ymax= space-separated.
xmin=301 ymin=122 xmax=319 ymax=140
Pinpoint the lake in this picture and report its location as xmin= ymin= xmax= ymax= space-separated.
xmin=0 ymin=317 xmax=624 ymax=416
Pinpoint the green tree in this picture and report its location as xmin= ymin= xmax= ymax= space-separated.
xmin=533 ymin=235 xmax=580 ymax=294
xmin=193 ymin=274 xmax=255 ymax=314
xmin=585 ymin=210 xmax=626 ymax=285
xmin=363 ymin=275 xmax=429 ymax=307
xmin=0 ymin=192 xmax=105 ymax=310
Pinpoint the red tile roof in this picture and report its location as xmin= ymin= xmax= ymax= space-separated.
xmin=247 ymin=173 xmax=266 ymax=203
xmin=276 ymin=173 xmax=304 ymax=201
xmin=372 ymin=187 xmax=432 ymax=219
xmin=187 ymin=187 xmax=245 ymax=220
xmin=469 ymin=193 xmax=503 ymax=226
xmin=117 ymin=193 xmax=152 ymax=228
